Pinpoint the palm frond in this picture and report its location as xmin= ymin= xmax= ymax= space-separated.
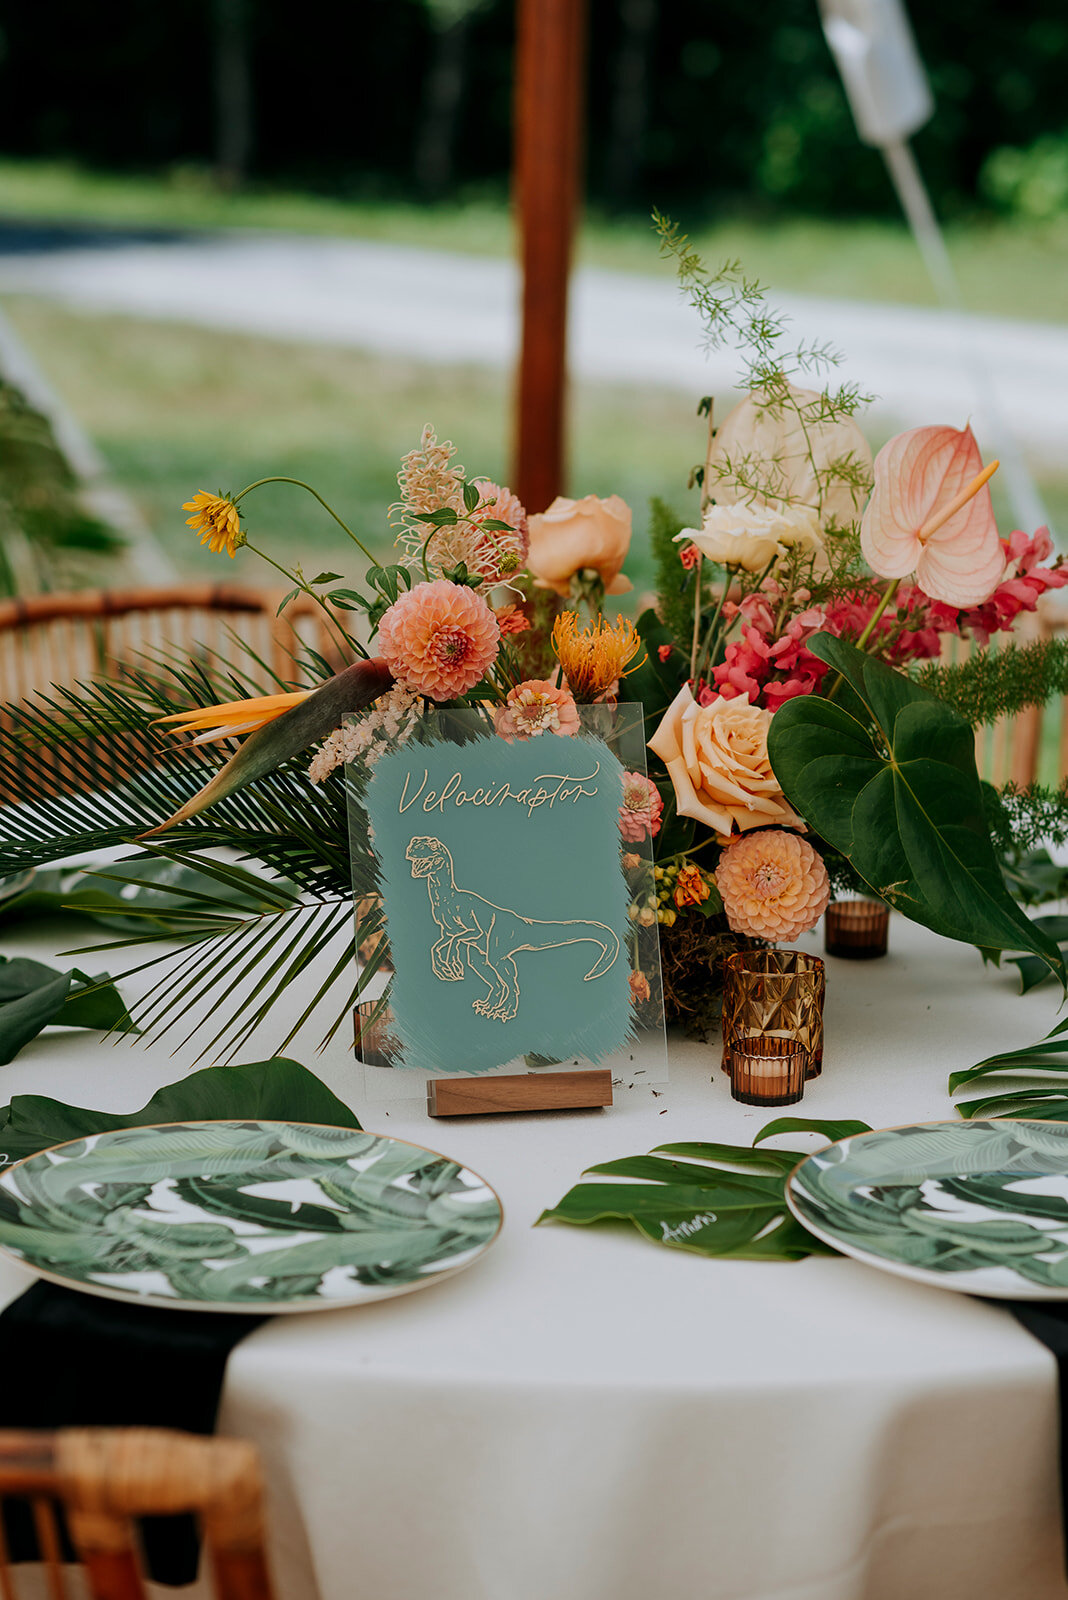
xmin=0 ymin=649 xmax=381 ymax=1059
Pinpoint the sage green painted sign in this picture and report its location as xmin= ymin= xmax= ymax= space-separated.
xmin=787 ymin=1119 xmax=1068 ymax=1299
xmin=0 ymin=1121 xmax=502 ymax=1312
xmin=365 ymin=730 xmax=632 ymax=1074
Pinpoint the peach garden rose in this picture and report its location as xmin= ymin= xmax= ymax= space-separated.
xmin=647 ymin=685 xmax=805 ymax=842
xmin=527 ymin=494 xmax=633 ymax=596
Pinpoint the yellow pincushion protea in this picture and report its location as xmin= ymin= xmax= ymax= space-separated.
xmin=551 ymin=611 xmax=643 ymax=702
xmin=183 ymin=491 xmax=245 ymax=557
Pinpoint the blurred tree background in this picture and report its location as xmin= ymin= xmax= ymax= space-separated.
xmin=0 ymin=0 xmax=1063 ymax=222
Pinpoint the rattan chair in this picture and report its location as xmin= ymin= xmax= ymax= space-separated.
xmin=0 ymin=583 xmax=353 ymax=806
xmin=0 ymin=583 xmax=348 ymax=708
xmin=0 ymin=1427 xmax=276 ymax=1599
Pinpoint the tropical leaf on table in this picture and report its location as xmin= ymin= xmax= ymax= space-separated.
xmin=948 ymin=1013 xmax=1068 ymax=1119
xmin=0 ymin=1056 xmax=361 ymax=1167
xmin=0 ymin=954 xmax=134 ymax=1065
xmin=537 ymin=1119 xmax=874 ymax=1261
xmin=767 ymin=633 xmax=1066 ymax=985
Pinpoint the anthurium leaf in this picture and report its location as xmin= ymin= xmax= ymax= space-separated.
xmin=767 ymin=633 xmax=1065 ymax=984
xmin=0 ymin=1057 xmax=361 ymax=1167
xmin=1007 ymin=954 xmax=1063 ymax=994
xmin=752 ymin=1117 xmax=873 ymax=1146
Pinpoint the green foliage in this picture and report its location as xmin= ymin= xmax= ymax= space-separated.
xmin=913 ymin=638 xmax=1068 ymax=729
xmin=0 ymin=1058 xmax=361 ymax=1168
xmin=0 ymin=654 xmax=383 ymax=1060
xmin=648 ymin=496 xmax=693 ymax=649
xmin=538 ymin=1120 xmax=874 ymax=1262
xmin=653 ymin=214 xmax=873 ymax=525
xmin=0 ymin=377 xmax=122 ymax=594
xmin=0 ymin=857 xmax=296 ymax=934
xmin=768 ymin=634 xmax=1065 ymax=982
xmin=982 ymin=134 xmax=1068 ymax=221
xmin=990 ymin=784 xmax=1068 ymax=856
xmin=949 ymin=1014 xmax=1068 ymax=1121
xmin=0 ymin=954 xmax=133 ymax=1065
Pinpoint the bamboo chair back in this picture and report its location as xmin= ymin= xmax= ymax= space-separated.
xmin=0 ymin=1427 xmax=276 ymax=1600
xmin=0 ymin=584 xmax=346 ymax=806
xmin=0 ymin=583 xmax=343 ymax=708
xmin=936 ymin=611 xmax=1045 ymax=789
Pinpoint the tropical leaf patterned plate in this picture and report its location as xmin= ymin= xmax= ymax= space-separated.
xmin=786 ymin=1119 xmax=1068 ymax=1299
xmin=0 ymin=1121 xmax=502 ymax=1312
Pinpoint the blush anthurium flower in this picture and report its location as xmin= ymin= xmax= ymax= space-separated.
xmin=860 ymin=425 xmax=1004 ymax=608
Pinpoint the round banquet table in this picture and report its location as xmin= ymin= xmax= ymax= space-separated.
xmin=1 ymin=911 xmax=1067 ymax=1600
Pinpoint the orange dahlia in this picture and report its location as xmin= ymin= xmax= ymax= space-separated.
xmin=378 ymin=579 xmax=500 ymax=701
xmin=715 ymin=830 xmax=829 ymax=943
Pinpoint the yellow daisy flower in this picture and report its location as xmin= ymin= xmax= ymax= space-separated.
xmin=182 ymin=491 xmax=245 ymax=558
xmin=551 ymin=611 xmax=644 ymax=702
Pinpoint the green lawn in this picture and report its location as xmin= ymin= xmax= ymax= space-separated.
xmin=2 ymin=159 xmax=1067 ymax=322
xmin=5 ymin=296 xmax=1064 ymax=604
xmin=2 ymin=297 xmax=701 ymax=599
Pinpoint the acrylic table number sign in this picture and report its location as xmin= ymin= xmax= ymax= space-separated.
xmin=349 ymin=705 xmax=668 ymax=1114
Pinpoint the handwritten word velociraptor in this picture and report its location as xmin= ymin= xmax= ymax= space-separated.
xmin=398 ymin=763 xmax=601 ymax=820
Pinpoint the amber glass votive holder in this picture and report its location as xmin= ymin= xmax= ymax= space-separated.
xmin=721 ymin=950 xmax=825 ymax=1080
xmin=354 ymin=1000 xmax=399 ymax=1068
xmin=824 ymin=899 xmax=889 ymax=960
xmin=724 ymin=1035 xmax=807 ymax=1106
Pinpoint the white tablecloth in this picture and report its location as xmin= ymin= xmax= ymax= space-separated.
xmin=2 ymin=914 xmax=1067 ymax=1600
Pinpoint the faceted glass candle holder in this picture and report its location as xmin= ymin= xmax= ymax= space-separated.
xmin=724 ymin=1035 xmax=807 ymax=1106
xmin=721 ymin=949 xmax=825 ymax=1080
xmin=824 ymin=899 xmax=889 ymax=960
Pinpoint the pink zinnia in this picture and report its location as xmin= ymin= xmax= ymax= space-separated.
xmin=716 ymin=830 xmax=830 ymax=942
xmin=494 ymin=679 xmax=580 ymax=741
xmin=619 ymin=771 xmax=663 ymax=841
xmin=378 ymin=579 xmax=500 ymax=701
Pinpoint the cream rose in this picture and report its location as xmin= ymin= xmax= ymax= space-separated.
xmin=647 ymin=686 xmax=805 ymax=841
xmin=677 ymin=502 xmax=822 ymax=573
xmin=527 ymin=494 xmax=633 ymax=596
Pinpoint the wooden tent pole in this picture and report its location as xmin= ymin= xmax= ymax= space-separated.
xmin=512 ymin=0 xmax=587 ymax=515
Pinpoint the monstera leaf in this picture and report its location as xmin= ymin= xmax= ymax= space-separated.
xmin=536 ymin=1120 xmax=873 ymax=1261
xmin=767 ymin=634 xmax=1065 ymax=984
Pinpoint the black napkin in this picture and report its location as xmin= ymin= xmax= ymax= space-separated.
xmin=0 ymin=1279 xmax=266 ymax=1585
xmin=1006 ymin=1302 xmax=1068 ymax=1576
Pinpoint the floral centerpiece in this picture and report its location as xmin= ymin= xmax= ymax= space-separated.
xmin=1 ymin=217 xmax=1067 ymax=1056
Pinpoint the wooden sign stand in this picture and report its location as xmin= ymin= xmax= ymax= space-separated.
xmin=355 ymin=1009 xmax=614 ymax=1117
xmin=427 ymin=1069 xmax=613 ymax=1117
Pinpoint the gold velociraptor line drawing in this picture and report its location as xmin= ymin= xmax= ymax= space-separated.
xmin=405 ymin=835 xmax=620 ymax=1023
